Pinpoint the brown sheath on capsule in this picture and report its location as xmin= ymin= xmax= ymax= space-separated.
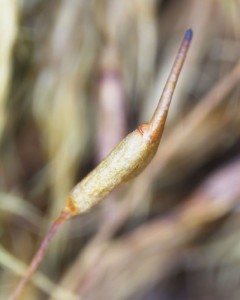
xmin=9 ymin=29 xmax=192 ymax=300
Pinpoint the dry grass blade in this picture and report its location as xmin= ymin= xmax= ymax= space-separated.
xmin=0 ymin=245 xmax=77 ymax=300
xmin=0 ymin=0 xmax=18 ymax=140
xmin=32 ymin=0 xmax=92 ymax=274
xmin=0 ymin=193 xmax=42 ymax=227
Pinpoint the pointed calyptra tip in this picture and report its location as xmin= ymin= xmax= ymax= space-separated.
xmin=184 ymin=28 xmax=193 ymax=42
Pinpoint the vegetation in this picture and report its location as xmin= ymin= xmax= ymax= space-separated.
xmin=1 ymin=1 xmax=240 ymax=300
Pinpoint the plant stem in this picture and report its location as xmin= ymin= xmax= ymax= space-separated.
xmin=8 ymin=208 xmax=71 ymax=300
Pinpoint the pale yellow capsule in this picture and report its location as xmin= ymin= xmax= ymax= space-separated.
xmin=68 ymin=128 xmax=159 ymax=213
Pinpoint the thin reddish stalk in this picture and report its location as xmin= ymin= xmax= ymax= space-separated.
xmin=8 ymin=209 xmax=71 ymax=300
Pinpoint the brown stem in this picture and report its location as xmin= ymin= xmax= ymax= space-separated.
xmin=8 ymin=208 xmax=71 ymax=300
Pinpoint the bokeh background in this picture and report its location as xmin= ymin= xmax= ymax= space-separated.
xmin=1 ymin=0 xmax=240 ymax=299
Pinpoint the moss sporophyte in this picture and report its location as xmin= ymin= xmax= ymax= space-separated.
xmin=9 ymin=29 xmax=193 ymax=300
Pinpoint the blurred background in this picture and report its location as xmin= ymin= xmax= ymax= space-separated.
xmin=1 ymin=0 xmax=240 ymax=299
